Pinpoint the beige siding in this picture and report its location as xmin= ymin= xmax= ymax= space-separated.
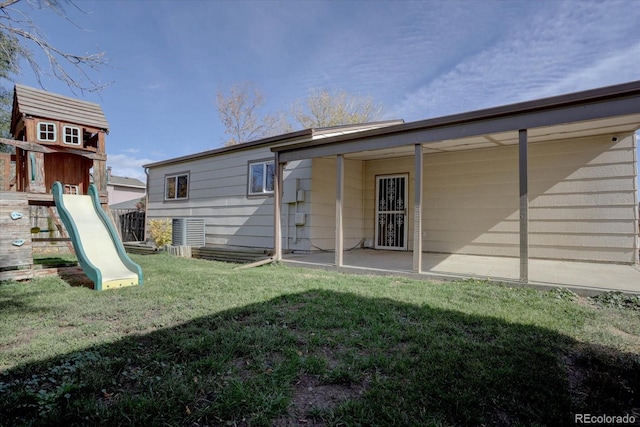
xmin=362 ymin=133 xmax=638 ymax=263
xmin=148 ymin=132 xmax=638 ymax=263
xmin=280 ymin=159 xmax=313 ymax=251
xmin=529 ymin=134 xmax=637 ymax=263
xmin=147 ymin=145 xmax=313 ymax=250
xmin=309 ymin=158 xmax=364 ymax=250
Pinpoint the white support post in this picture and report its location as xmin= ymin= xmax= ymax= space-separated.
xmin=519 ymin=129 xmax=529 ymax=282
xmin=413 ymin=144 xmax=423 ymax=273
xmin=273 ymin=152 xmax=283 ymax=261
xmin=335 ymin=154 xmax=344 ymax=267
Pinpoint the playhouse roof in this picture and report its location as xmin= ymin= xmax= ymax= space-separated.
xmin=11 ymin=84 xmax=109 ymax=133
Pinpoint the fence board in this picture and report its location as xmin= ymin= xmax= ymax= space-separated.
xmin=112 ymin=209 xmax=145 ymax=242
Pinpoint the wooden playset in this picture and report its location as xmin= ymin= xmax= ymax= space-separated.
xmin=0 ymin=84 xmax=142 ymax=288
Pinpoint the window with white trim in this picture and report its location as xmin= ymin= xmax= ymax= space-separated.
xmin=64 ymin=184 xmax=79 ymax=195
xmin=63 ymin=126 xmax=81 ymax=145
xmin=37 ymin=122 xmax=56 ymax=142
xmin=248 ymin=160 xmax=275 ymax=195
xmin=165 ymin=173 xmax=189 ymax=200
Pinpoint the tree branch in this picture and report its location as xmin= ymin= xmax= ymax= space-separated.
xmin=0 ymin=0 xmax=110 ymax=94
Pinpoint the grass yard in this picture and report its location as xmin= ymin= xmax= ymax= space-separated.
xmin=1 ymin=253 xmax=639 ymax=426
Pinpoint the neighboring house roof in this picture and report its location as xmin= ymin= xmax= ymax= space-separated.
xmin=110 ymin=198 xmax=142 ymax=209
xmin=108 ymin=175 xmax=146 ymax=189
xmin=91 ymin=174 xmax=146 ymax=189
xmin=143 ymin=120 xmax=404 ymax=168
xmin=11 ymin=84 xmax=110 ymax=133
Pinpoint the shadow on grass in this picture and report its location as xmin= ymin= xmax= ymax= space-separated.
xmin=0 ymin=290 xmax=638 ymax=426
xmin=33 ymin=258 xmax=78 ymax=268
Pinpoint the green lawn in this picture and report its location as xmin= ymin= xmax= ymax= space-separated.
xmin=1 ymin=253 xmax=639 ymax=426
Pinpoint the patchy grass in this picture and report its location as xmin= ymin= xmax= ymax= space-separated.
xmin=1 ymin=253 xmax=638 ymax=426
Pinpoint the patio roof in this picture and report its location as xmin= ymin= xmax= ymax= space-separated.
xmin=272 ymin=80 xmax=640 ymax=162
xmin=270 ymin=80 xmax=640 ymax=286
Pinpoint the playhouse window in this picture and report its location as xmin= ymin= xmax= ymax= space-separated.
xmin=165 ymin=173 xmax=189 ymax=200
xmin=37 ymin=122 xmax=56 ymax=142
xmin=63 ymin=126 xmax=81 ymax=145
xmin=64 ymin=184 xmax=79 ymax=195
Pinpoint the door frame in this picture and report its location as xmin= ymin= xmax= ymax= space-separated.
xmin=374 ymin=173 xmax=409 ymax=250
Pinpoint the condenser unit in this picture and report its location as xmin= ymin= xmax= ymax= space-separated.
xmin=172 ymin=218 xmax=205 ymax=247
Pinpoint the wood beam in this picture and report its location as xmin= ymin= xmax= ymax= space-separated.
xmin=519 ymin=129 xmax=529 ymax=283
xmin=0 ymin=137 xmax=106 ymax=160
xmin=335 ymin=154 xmax=344 ymax=267
xmin=413 ymin=144 xmax=423 ymax=273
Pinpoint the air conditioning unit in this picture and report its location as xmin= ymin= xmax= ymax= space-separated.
xmin=172 ymin=218 xmax=205 ymax=247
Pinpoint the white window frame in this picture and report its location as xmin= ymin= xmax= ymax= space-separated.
xmin=37 ymin=122 xmax=57 ymax=142
xmin=248 ymin=160 xmax=275 ymax=196
xmin=165 ymin=172 xmax=189 ymax=200
xmin=63 ymin=126 xmax=81 ymax=145
xmin=64 ymin=184 xmax=79 ymax=195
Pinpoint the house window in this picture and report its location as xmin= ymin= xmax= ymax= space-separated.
xmin=165 ymin=173 xmax=189 ymax=200
xmin=63 ymin=126 xmax=81 ymax=145
xmin=248 ymin=160 xmax=275 ymax=195
xmin=37 ymin=122 xmax=56 ymax=142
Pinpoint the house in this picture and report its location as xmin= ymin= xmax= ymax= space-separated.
xmin=145 ymin=81 xmax=640 ymax=291
xmin=144 ymin=121 xmax=403 ymax=250
xmin=106 ymin=167 xmax=146 ymax=206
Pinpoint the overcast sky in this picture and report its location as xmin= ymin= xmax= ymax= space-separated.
xmin=4 ymin=0 xmax=640 ymax=186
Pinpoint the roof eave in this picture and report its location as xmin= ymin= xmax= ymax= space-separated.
xmin=143 ymin=129 xmax=313 ymax=168
xmin=272 ymin=79 xmax=640 ymax=156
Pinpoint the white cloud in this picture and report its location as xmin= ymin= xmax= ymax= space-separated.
xmin=390 ymin=1 xmax=640 ymax=121
xmin=518 ymin=41 xmax=640 ymax=100
xmin=106 ymin=153 xmax=155 ymax=182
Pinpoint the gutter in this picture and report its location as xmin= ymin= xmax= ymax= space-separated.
xmin=272 ymin=79 xmax=640 ymax=155
xmin=143 ymin=129 xmax=312 ymax=169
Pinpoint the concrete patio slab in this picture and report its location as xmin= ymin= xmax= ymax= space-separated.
xmin=282 ymin=249 xmax=640 ymax=295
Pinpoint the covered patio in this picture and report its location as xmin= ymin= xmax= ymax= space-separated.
xmin=282 ymin=250 xmax=640 ymax=295
xmin=272 ymin=81 xmax=640 ymax=294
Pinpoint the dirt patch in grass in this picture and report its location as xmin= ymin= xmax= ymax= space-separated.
xmin=275 ymin=373 xmax=368 ymax=426
xmin=562 ymin=343 xmax=640 ymax=417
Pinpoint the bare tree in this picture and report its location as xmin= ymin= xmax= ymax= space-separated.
xmin=216 ymin=82 xmax=291 ymax=146
xmin=292 ymin=88 xmax=384 ymax=128
xmin=0 ymin=0 xmax=109 ymax=94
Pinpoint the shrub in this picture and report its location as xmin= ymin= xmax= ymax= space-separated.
xmin=148 ymin=219 xmax=172 ymax=248
xmin=590 ymin=291 xmax=640 ymax=310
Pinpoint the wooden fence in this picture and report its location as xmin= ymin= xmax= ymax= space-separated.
xmin=112 ymin=209 xmax=145 ymax=242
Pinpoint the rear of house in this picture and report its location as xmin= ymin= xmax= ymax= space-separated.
xmin=145 ymin=82 xmax=640 ymax=287
xmin=304 ymin=133 xmax=638 ymax=264
xmin=144 ymin=122 xmax=402 ymax=251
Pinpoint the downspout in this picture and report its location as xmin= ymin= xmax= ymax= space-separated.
xmin=284 ymin=203 xmax=289 ymax=250
xmin=361 ymin=159 xmax=366 ymax=248
xmin=633 ymin=132 xmax=639 ymax=265
xmin=144 ymin=167 xmax=150 ymax=243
